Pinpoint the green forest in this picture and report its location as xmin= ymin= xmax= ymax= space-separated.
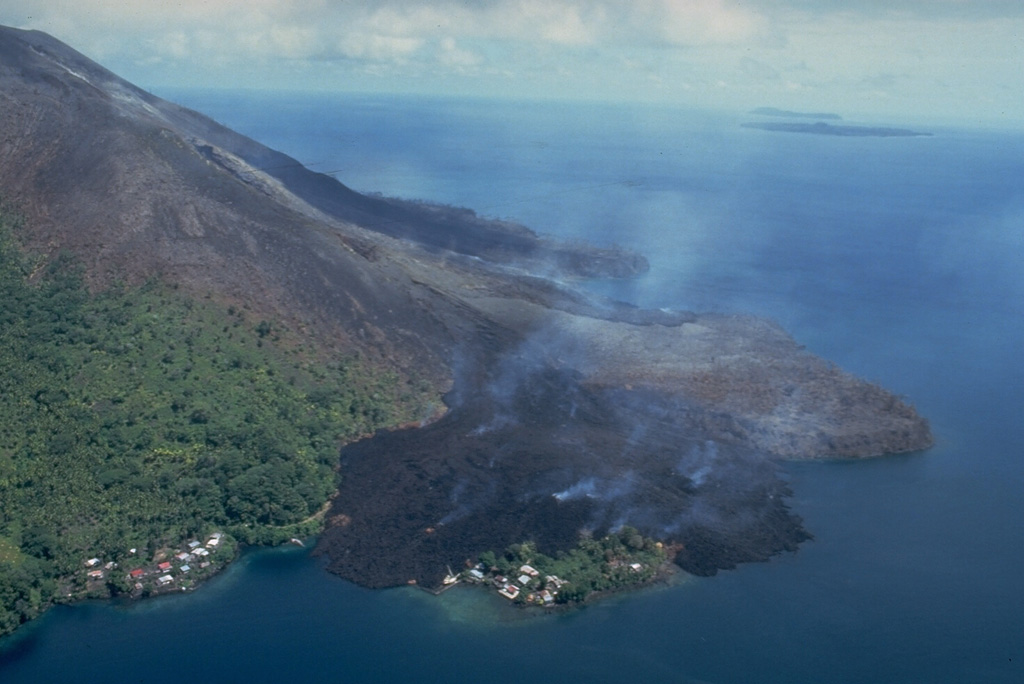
xmin=0 ymin=204 xmax=429 ymax=635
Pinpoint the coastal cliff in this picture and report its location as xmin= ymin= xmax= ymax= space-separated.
xmin=0 ymin=25 xmax=931 ymax=601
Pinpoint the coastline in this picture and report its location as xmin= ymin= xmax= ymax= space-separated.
xmin=15 ymin=534 xmax=683 ymax=637
xmin=65 ymin=532 xmax=237 ymax=607
xmin=432 ymin=558 xmax=686 ymax=617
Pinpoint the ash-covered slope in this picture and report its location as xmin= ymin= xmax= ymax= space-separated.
xmin=0 ymin=25 xmax=640 ymax=379
xmin=0 ymin=26 xmax=932 ymax=587
xmin=0 ymin=26 xmax=440 ymax=379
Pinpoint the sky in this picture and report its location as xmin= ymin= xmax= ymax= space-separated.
xmin=1 ymin=1 xmax=1022 ymax=124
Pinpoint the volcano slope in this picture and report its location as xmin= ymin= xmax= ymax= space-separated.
xmin=0 ymin=26 xmax=931 ymax=590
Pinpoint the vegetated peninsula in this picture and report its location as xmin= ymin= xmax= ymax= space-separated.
xmin=742 ymin=121 xmax=932 ymax=137
xmin=0 ymin=25 xmax=932 ymax=631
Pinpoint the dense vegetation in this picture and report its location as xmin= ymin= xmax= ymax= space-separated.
xmin=0 ymin=204 xmax=429 ymax=635
xmin=477 ymin=527 xmax=668 ymax=605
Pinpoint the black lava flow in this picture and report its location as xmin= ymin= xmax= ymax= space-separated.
xmin=316 ymin=353 xmax=811 ymax=589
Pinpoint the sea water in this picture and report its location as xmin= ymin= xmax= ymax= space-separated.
xmin=1 ymin=92 xmax=1022 ymax=683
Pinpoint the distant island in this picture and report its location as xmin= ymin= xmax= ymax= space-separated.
xmin=742 ymin=121 xmax=932 ymax=137
xmin=750 ymin=106 xmax=842 ymax=120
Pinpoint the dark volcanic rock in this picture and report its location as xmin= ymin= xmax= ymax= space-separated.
xmin=319 ymin=362 xmax=810 ymax=588
xmin=0 ymin=26 xmax=932 ymax=591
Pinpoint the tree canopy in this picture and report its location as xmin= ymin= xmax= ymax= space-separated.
xmin=0 ymin=203 xmax=430 ymax=635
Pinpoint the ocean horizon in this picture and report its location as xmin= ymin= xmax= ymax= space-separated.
xmin=1 ymin=91 xmax=1021 ymax=684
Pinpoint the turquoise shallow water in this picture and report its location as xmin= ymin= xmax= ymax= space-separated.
xmin=2 ymin=93 xmax=1022 ymax=683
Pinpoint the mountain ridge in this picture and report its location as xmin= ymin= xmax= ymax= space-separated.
xmin=0 ymin=25 xmax=642 ymax=385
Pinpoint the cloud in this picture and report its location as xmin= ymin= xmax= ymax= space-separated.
xmin=438 ymin=37 xmax=481 ymax=69
xmin=158 ymin=31 xmax=191 ymax=61
xmin=739 ymin=56 xmax=780 ymax=81
xmin=649 ymin=0 xmax=766 ymax=45
xmin=3 ymin=1 xmax=769 ymax=62
xmin=0 ymin=0 xmax=776 ymax=99
xmin=776 ymin=0 xmax=1024 ymax=21
xmin=1 ymin=1 xmax=1022 ymax=121
xmin=337 ymin=34 xmax=424 ymax=62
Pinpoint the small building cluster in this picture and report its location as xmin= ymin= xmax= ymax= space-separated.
xmin=82 ymin=557 xmax=118 ymax=582
xmin=463 ymin=562 xmax=571 ymax=606
xmin=81 ymin=532 xmax=226 ymax=595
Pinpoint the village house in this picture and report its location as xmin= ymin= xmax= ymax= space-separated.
xmin=498 ymin=583 xmax=520 ymax=600
xmin=545 ymin=575 xmax=567 ymax=589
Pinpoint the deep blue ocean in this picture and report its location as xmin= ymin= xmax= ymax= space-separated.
xmin=2 ymin=92 xmax=1022 ymax=683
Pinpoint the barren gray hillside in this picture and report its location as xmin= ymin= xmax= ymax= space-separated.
xmin=0 ymin=26 xmax=641 ymax=382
